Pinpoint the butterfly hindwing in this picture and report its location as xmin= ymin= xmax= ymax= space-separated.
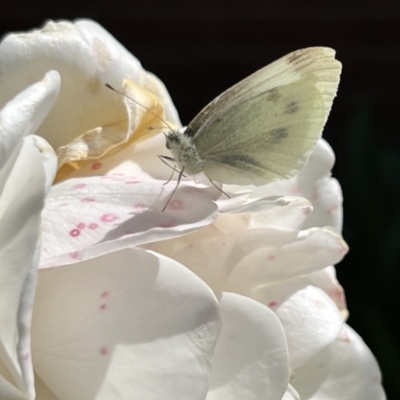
xmin=195 ymin=77 xmax=326 ymax=185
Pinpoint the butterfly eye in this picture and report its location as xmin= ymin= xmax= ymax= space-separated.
xmin=164 ymin=132 xmax=171 ymax=149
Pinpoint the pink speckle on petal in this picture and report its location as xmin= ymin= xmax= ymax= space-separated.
xmin=168 ymin=199 xmax=183 ymax=210
xmin=99 ymin=346 xmax=108 ymax=355
xmin=125 ymin=180 xmax=139 ymax=184
xmin=92 ymin=162 xmax=102 ymax=170
xmin=159 ymin=219 xmax=177 ymax=228
xmin=100 ymin=304 xmax=107 ymax=310
xmin=330 ymin=288 xmax=346 ymax=305
xmin=101 ymin=291 xmax=109 ymax=298
xmin=69 ymin=251 xmax=80 ymax=259
xmin=302 ymin=206 xmax=312 ymax=216
xmin=290 ymin=185 xmax=301 ymax=195
xmin=82 ymin=198 xmax=96 ymax=203
xmin=77 ymin=223 xmax=86 ymax=229
xmin=70 ymin=229 xmax=80 ymax=237
xmin=22 ymin=351 xmax=30 ymax=361
xmin=268 ymin=255 xmax=276 ymax=261
xmin=339 ymin=240 xmax=349 ymax=255
xmin=268 ymin=301 xmax=278 ymax=308
xmin=338 ymin=331 xmax=351 ymax=343
xmin=73 ymin=183 xmax=86 ymax=189
xmin=89 ymin=223 xmax=98 ymax=229
xmin=101 ymin=213 xmax=119 ymax=222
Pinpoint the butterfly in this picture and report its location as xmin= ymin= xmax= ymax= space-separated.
xmin=108 ymin=47 xmax=341 ymax=211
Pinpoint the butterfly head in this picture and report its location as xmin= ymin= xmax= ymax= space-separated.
xmin=164 ymin=131 xmax=182 ymax=150
xmin=164 ymin=130 xmax=204 ymax=176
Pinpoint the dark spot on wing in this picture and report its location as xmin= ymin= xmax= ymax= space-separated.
xmin=286 ymin=50 xmax=304 ymax=64
xmin=285 ymin=101 xmax=299 ymax=114
xmin=266 ymin=88 xmax=281 ymax=102
xmin=270 ymin=128 xmax=289 ymax=144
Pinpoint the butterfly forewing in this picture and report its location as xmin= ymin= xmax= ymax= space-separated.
xmin=184 ymin=47 xmax=341 ymax=140
xmin=195 ymin=78 xmax=326 ymax=186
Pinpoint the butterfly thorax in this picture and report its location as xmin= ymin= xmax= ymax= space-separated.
xmin=165 ymin=131 xmax=205 ymax=176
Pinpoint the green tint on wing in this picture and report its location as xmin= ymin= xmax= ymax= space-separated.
xmin=185 ymin=47 xmax=341 ymax=140
xmin=196 ymin=78 xmax=326 ymax=185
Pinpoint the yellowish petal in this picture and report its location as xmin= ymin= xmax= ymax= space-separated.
xmin=55 ymin=79 xmax=177 ymax=182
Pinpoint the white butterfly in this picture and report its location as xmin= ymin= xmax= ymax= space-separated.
xmin=109 ymin=47 xmax=341 ymax=211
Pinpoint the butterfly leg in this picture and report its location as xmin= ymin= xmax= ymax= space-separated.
xmin=205 ymin=173 xmax=231 ymax=199
xmin=162 ymin=168 xmax=185 ymax=212
xmin=158 ymin=155 xmax=186 ymax=185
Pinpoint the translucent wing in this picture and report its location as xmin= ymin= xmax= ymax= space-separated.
xmin=186 ymin=47 xmax=341 ymax=186
xmin=185 ymin=47 xmax=341 ymax=139
xmin=197 ymin=78 xmax=327 ymax=185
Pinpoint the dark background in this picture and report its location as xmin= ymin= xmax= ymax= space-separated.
xmin=2 ymin=0 xmax=400 ymax=397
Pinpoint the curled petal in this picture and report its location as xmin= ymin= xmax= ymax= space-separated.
xmin=303 ymin=176 xmax=343 ymax=231
xmin=0 ymin=70 xmax=59 ymax=192
xmin=0 ymin=73 xmax=58 ymax=399
xmin=75 ymin=19 xmax=180 ymax=126
xmin=225 ymin=227 xmax=348 ymax=293
xmin=0 ymin=137 xmax=57 ymax=398
xmin=41 ymin=176 xmax=219 ymax=267
xmin=0 ymin=20 xmax=180 ymax=181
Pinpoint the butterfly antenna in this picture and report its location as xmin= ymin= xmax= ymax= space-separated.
xmin=105 ymin=83 xmax=175 ymax=132
xmin=162 ymin=168 xmax=185 ymax=212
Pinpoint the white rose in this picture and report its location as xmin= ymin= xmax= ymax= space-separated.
xmin=0 ymin=19 xmax=385 ymax=400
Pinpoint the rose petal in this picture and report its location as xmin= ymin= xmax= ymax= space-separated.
xmin=41 ymin=177 xmax=219 ymax=267
xmin=225 ymin=227 xmax=348 ymax=293
xmin=303 ymin=176 xmax=343 ymax=232
xmin=0 ymin=137 xmax=56 ymax=398
xmin=249 ymin=266 xmax=347 ymax=319
xmin=292 ymin=324 xmax=385 ymax=400
xmin=282 ymin=385 xmax=300 ymax=400
xmin=0 ymin=70 xmax=59 ymax=194
xmin=296 ymin=138 xmax=336 ymax=198
xmin=249 ymin=276 xmax=313 ymax=311
xmin=34 ymin=373 xmax=58 ymax=400
xmin=32 ymin=248 xmax=221 ymax=400
xmin=75 ymin=19 xmax=180 ymax=126
xmin=0 ymin=74 xmax=58 ymax=398
xmin=222 ymin=196 xmax=312 ymax=231
xmin=146 ymin=196 xmax=312 ymax=291
xmin=207 ymin=292 xmax=289 ymax=400
xmin=0 ymin=19 xmax=180 ymax=180
xmin=308 ymin=266 xmax=347 ymax=316
xmin=275 ymin=287 xmax=343 ymax=369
